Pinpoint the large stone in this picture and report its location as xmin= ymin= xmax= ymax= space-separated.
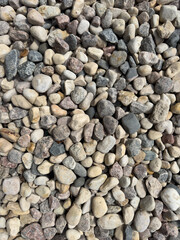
xmin=54 ymin=165 xmax=76 ymax=185
xmin=161 ymin=188 xmax=180 ymax=211
xmin=21 ymin=223 xmax=45 ymax=240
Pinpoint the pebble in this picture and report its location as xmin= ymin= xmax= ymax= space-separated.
xmin=66 ymin=204 xmax=82 ymax=227
xmin=54 ymin=165 xmax=76 ymax=185
xmin=92 ymin=196 xmax=108 ymax=218
xmin=161 ymin=188 xmax=180 ymax=211
xmin=134 ymin=211 xmax=150 ymax=233
xmin=97 ymin=214 xmax=123 ymax=230
xmin=30 ymin=26 xmax=48 ymax=42
xmin=110 ymin=51 xmax=127 ymax=67
xmin=7 ymin=218 xmax=20 ymax=237
xmin=32 ymin=74 xmax=52 ymax=93
xmin=2 ymin=176 xmax=20 ymax=195
xmin=97 ymin=136 xmax=116 ymax=154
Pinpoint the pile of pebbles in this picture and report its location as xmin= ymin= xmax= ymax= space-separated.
xmin=0 ymin=0 xmax=180 ymax=239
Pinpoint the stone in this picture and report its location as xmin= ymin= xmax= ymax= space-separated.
xmin=4 ymin=49 xmax=19 ymax=80
xmin=66 ymin=204 xmax=82 ymax=227
xmin=21 ymin=223 xmax=45 ymax=240
xmin=155 ymin=77 xmax=173 ymax=94
xmin=97 ymin=99 xmax=115 ymax=118
xmin=140 ymin=195 xmax=155 ymax=211
xmin=121 ymin=113 xmax=140 ymax=134
xmin=71 ymin=0 xmax=84 ymax=18
xmin=99 ymin=29 xmax=118 ymax=43
xmin=97 ymin=136 xmax=116 ymax=154
xmin=50 ymin=142 xmax=65 ymax=156
xmin=97 ymin=214 xmax=123 ymax=230
xmin=41 ymin=212 xmax=56 ymax=228
xmin=32 ymin=74 xmax=52 ymax=93
xmin=27 ymin=9 xmax=45 ymax=26
xmin=151 ymin=99 xmax=170 ymax=124
xmin=0 ymin=6 xmax=16 ymax=21
xmin=38 ymin=5 xmax=60 ymax=19
xmin=103 ymin=116 xmax=118 ymax=134
xmin=128 ymin=36 xmax=143 ymax=54
xmin=161 ymin=188 xmax=180 ymax=211
xmin=69 ymin=113 xmax=90 ymax=131
xmin=34 ymin=136 xmax=53 ymax=159
xmin=92 ymin=196 xmax=108 ymax=218
xmin=28 ymin=50 xmax=43 ymax=62
xmin=7 ymin=217 xmax=20 ymax=237
xmin=68 ymin=57 xmax=83 ymax=74
xmin=110 ymin=51 xmax=127 ymax=67
xmin=18 ymin=61 xmax=36 ymax=80
xmin=109 ymin=162 xmax=123 ymax=179
xmin=30 ymin=26 xmax=48 ymax=42
xmin=138 ymin=51 xmax=159 ymax=65
xmin=36 ymin=186 xmax=51 ymax=199
xmin=54 ymin=38 xmax=69 ymax=54
xmin=134 ymin=211 xmax=150 ymax=233
xmin=69 ymin=143 xmax=86 ymax=161
xmin=54 ymin=165 xmax=76 ymax=185
xmin=157 ymin=21 xmax=175 ymax=39
xmin=8 ymin=149 xmax=22 ymax=163
xmin=0 ymin=21 xmax=9 ymax=35
xmin=146 ymin=176 xmax=162 ymax=198
xmin=2 ymin=176 xmax=20 ymax=195
xmin=52 ymin=125 xmax=70 ymax=141
xmin=160 ymin=5 xmax=177 ymax=22
xmin=84 ymin=62 xmax=98 ymax=75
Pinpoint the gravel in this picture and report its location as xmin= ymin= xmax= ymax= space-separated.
xmin=0 ymin=0 xmax=180 ymax=239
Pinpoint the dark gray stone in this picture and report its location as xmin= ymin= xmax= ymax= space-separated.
xmin=98 ymin=59 xmax=109 ymax=70
xmin=34 ymin=136 xmax=53 ymax=159
xmin=23 ymin=170 xmax=36 ymax=183
xmin=65 ymin=34 xmax=77 ymax=51
xmin=28 ymin=50 xmax=43 ymax=62
xmin=74 ymin=177 xmax=85 ymax=187
xmin=81 ymin=32 xmax=97 ymax=48
xmin=50 ymin=142 xmax=65 ymax=156
xmin=52 ymin=125 xmax=70 ymax=141
xmin=61 ymin=0 xmax=73 ymax=9
xmin=73 ymin=163 xmax=87 ymax=177
xmin=126 ymin=138 xmax=141 ymax=157
xmin=138 ymin=134 xmax=154 ymax=148
xmin=166 ymin=30 xmax=180 ymax=48
xmin=0 ymin=0 xmax=8 ymax=5
xmin=5 ymin=49 xmax=20 ymax=81
xmin=118 ymin=39 xmax=127 ymax=51
xmin=8 ymin=149 xmax=22 ymax=164
xmin=93 ymin=122 xmax=105 ymax=141
xmin=103 ymin=116 xmax=118 ymax=135
xmin=141 ymin=34 xmax=156 ymax=53
xmin=18 ymin=61 xmax=36 ymax=80
xmin=144 ymin=150 xmax=156 ymax=161
xmin=120 ymin=61 xmax=130 ymax=75
xmin=155 ymin=77 xmax=173 ymax=94
xmin=124 ymin=225 xmax=132 ymax=240
xmin=99 ymin=29 xmax=118 ymax=44
xmin=34 ymin=62 xmax=44 ymax=75
xmin=97 ymin=99 xmax=115 ymax=118
xmin=121 ymin=113 xmax=140 ymax=134
xmin=114 ymin=78 xmax=126 ymax=91
xmin=108 ymin=88 xmax=117 ymax=103
xmin=130 ymin=102 xmax=148 ymax=114
xmin=40 ymin=115 xmax=57 ymax=129
xmin=126 ymin=67 xmax=138 ymax=82
xmin=124 ymin=187 xmax=137 ymax=199
xmin=96 ymin=76 xmax=109 ymax=87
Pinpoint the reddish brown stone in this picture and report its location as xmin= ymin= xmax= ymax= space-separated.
xmin=41 ymin=212 xmax=56 ymax=229
xmin=54 ymin=37 xmax=69 ymax=54
xmin=30 ymin=208 xmax=42 ymax=221
xmin=68 ymin=57 xmax=83 ymax=74
xmin=109 ymin=162 xmax=123 ymax=179
xmin=67 ymin=20 xmax=78 ymax=35
xmin=56 ymin=14 xmax=70 ymax=30
xmin=0 ymin=156 xmax=17 ymax=168
xmin=162 ymin=134 xmax=174 ymax=144
xmin=21 ymin=223 xmax=45 ymax=240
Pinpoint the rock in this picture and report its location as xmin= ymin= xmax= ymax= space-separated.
xmin=52 ymin=125 xmax=70 ymax=141
xmin=109 ymin=162 xmax=123 ymax=179
xmin=103 ymin=116 xmax=118 ymax=134
xmin=0 ymin=21 xmax=9 ymax=35
xmin=0 ymin=128 xmax=19 ymax=143
xmin=146 ymin=176 xmax=162 ymax=198
xmin=97 ymin=214 xmax=123 ymax=230
xmin=28 ymin=50 xmax=43 ymax=62
xmin=71 ymin=87 xmax=87 ymax=105
xmin=36 ymin=186 xmax=51 ymax=199
xmin=7 ymin=217 xmax=20 ymax=237
xmin=134 ymin=211 xmax=150 ymax=233
xmin=69 ymin=142 xmax=86 ymax=161
xmin=0 ymin=44 xmax=10 ymax=63
xmin=99 ymin=29 xmax=118 ymax=43
xmin=30 ymin=26 xmax=48 ymax=42
xmin=71 ymin=0 xmax=84 ymax=18
xmin=97 ymin=99 xmax=115 ymax=118
xmin=160 ymin=5 xmax=177 ymax=22
xmin=110 ymin=51 xmax=127 ymax=67
xmin=54 ymin=165 xmax=76 ymax=184
xmin=166 ymin=62 xmax=180 ymax=78
xmin=157 ymin=20 xmax=175 ymax=39
xmin=155 ymin=77 xmax=173 ymax=94
xmin=0 ymin=6 xmax=16 ymax=21
xmin=21 ymin=223 xmax=45 ymax=240
xmin=161 ymin=188 xmax=180 ymax=211
xmin=121 ymin=113 xmax=140 ymax=134
xmin=75 ymin=187 xmax=91 ymax=205
xmin=66 ymin=204 xmax=82 ymax=226
xmin=34 ymin=136 xmax=53 ymax=159
xmin=8 ymin=149 xmax=22 ymax=163
xmin=87 ymin=47 xmax=103 ymax=60
xmin=138 ymin=51 xmax=159 ymax=65
xmin=68 ymin=57 xmax=83 ymax=74
xmin=140 ymin=195 xmax=155 ymax=211
xmin=32 ymin=74 xmax=52 ymax=93
xmin=27 ymin=9 xmax=45 ymax=26
xmin=151 ymin=99 xmax=170 ymax=124
xmin=128 ymin=36 xmax=143 ymax=54
xmin=0 ymin=138 xmax=13 ymax=153
xmin=171 ymin=103 xmax=180 ymax=114
xmin=97 ymin=136 xmax=116 ymax=154
xmin=77 ymin=213 xmax=90 ymax=232
xmin=18 ymin=61 xmax=36 ymax=80
xmin=41 ymin=212 xmax=56 ymax=228
xmin=84 ymin=62 xmax=98 ymax=75
xmin=69 ymin=113 xmax=90 ymax=131
xmin=92 ymin=196 xmax=108 ymax=218
xmin=38 ymin=5 xmax=61 ymax=19
xmin=2 ymin=176 xmax=20 ymax=195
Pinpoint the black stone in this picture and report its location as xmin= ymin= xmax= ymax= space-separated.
xmin=166 ymin=30 xmax=180 ymax=48
xmin=103 ymin=116 xmax=118 ymax=135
